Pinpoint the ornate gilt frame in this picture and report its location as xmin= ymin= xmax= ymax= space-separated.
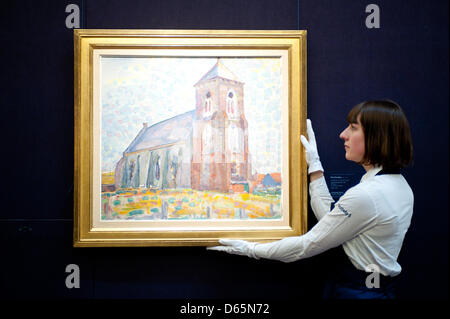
xmin=74 ymin=29 xmax=308 ymax=247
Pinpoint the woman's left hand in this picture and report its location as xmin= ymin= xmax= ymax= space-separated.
xmin=300 ymin=119 xmax=324 ymax=174
xmin=207 ymin=239 xmax=259 ymax=259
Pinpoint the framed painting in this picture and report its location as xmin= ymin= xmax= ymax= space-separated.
xmin=74 ymin=29 xmax=308 ymax=247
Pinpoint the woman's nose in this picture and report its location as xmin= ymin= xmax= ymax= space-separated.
xmin=339 ymin=128 xmax=347 ymax=140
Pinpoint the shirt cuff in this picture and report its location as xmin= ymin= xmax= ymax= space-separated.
xmin=310 ymin=175 xmax=327 ymax=190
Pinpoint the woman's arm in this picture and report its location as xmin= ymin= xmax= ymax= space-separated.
xmin=301 ymin=121 xmax=335 ymax=221
xmin=254 ymin=187 xmax=378 ymax=262
xmin=309 ymin=174 xmax=335 ymax=221
xmin=310 ymin=170 xmax=323 ymax=182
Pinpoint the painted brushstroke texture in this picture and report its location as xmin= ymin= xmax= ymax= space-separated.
xmin=102 ymin=188 xmax=280 ymax=220
xmin=101 ymin=57 xmax=283 ymax=220
xmin=101 ymin=58 xmax=282 ymax=174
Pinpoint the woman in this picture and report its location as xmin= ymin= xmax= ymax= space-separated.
xmin=208 ymin=100 xmax=414 ymax=299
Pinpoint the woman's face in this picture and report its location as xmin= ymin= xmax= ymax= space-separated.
xmin=339 ymin=117 xmax=365 ymax=163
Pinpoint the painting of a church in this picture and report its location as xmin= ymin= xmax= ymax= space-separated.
xmin=114 ymin=59 xmax=253 ymax=194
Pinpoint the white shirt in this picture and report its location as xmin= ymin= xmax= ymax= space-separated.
xmin=254 ymin=166 xmax=414 ymax=277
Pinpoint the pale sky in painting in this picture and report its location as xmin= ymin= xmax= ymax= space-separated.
xmin=101 ymin=57 xmax=282 ymax=175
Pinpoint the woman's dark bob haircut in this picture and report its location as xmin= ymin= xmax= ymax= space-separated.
xmin=347 ymin=100 xmax=413 ymax=172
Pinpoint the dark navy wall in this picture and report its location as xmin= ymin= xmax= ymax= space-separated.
xmin=0 ymin=0 xmax=447 ymax=302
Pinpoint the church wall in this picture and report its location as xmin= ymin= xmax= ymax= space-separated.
xmin=213 ymin=163 xmax=230 ymax=192
xmin=192 ymin=75 xmax=251 ymax=192
xmin=147 ymin=143 xmax=193 ymax=190
xmin=114 ymin=156 xmax=125 ymax=190
xmin=178 ymin=143 xmax=193 ymax=189
xmin=120 ymin=152 xmax=142 ymax=188
xmin=138 ymin=151 xmax=150 ymax=187
xmin=145 ymin=148 xmax=170 ymax=189
xmin=115 ymin=140 xmax=192 ymax=190
xmin=218 ymin=80 xmax=244 ymax=115
xmin=195 ymin=80 xmax=217 ymax=118
xmin=219 ymin=81 xmax=250 ymax=183
xmin=191 ymin=118 xmax=203 ymax=190
xmin=195 ymin=78 xmax=244 ymax=118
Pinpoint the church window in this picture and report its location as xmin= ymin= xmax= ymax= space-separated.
xmin=226 ymin=90 xmax=237 ymax=117
xmin=129 ymin=160 xmax=135 ymax=181
xmin=204 ymin=92 xmax=212 ymax=116
xmin=155 ymin=157 xmax=160 ymax=181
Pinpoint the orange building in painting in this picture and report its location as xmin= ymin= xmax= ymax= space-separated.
xmin=191 ymin=59 xmax=252 ymax=193
xmin=115 ymin=59 xmax=253 ymax=193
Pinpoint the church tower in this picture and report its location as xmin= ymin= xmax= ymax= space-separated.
xmin=191 ymin=59 xmax=251 ymax=192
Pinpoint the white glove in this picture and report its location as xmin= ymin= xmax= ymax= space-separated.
xmin=300 ymin=119 xmax=324 ymax=174
xmin=207 ymin=239 xmax=260 ymax=259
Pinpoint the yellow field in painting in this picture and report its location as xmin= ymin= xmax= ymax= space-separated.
xmin=101 ymin=172 xmax=115 ymax=185
xmin=101 ymin=188 xmax=281 ymax=220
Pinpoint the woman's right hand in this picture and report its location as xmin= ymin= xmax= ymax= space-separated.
xmin=300 ymin=119 xmax=324 ymax=175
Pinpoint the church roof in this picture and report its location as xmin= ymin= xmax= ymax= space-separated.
xmin=194 ymin=59 xmax=243 ymax=86
xmin=124 ymin=110 xmax=195 ymax=154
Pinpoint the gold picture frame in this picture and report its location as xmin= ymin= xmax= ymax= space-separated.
xmin=74 ymin=29 xmax=308 ymax=247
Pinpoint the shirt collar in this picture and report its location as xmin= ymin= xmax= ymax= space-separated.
xmin=360 ymin=166 xmax=383 ymax=183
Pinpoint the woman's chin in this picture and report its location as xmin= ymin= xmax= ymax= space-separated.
xmin=345 ymin=153 xmax=357 ymax=162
